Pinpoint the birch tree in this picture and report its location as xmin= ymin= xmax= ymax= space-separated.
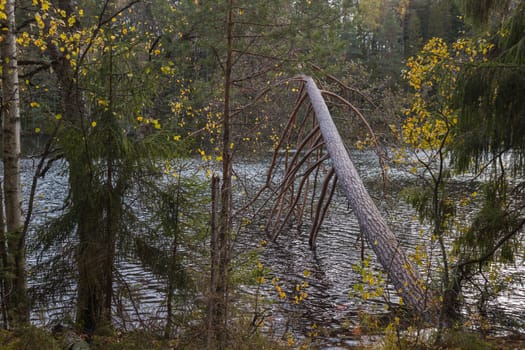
xmin=0 ymin=0 xmax=29 ymax=326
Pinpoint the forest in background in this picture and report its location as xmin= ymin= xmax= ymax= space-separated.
xmin=0 ymin=0 xmax=524 ymax=349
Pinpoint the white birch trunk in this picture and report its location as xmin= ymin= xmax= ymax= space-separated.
xmin=1 ymin=0 xmax=28 ymax=324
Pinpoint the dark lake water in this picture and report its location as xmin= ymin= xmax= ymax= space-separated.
xmin=12 ymin=150 xmax=525 ymax=348
xmin=234 ymin=153 xmax=525 ymax=347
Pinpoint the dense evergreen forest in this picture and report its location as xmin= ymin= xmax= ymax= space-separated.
xmin=0 ymin=0 xmax=524 ymax=349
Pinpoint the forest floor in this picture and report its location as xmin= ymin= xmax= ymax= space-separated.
xmin=0 ymin=326 xmax=524 ymax=349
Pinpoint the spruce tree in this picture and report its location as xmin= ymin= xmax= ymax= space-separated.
xmin=454 ymin=0 xmax=525 ymax=168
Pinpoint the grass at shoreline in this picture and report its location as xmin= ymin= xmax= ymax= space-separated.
xmin=0 ymin=325 xmax=523 ymax=349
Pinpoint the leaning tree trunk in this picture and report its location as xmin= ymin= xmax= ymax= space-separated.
xmin=1 ymin=0 xmax=29 ymax=326
xmin=302 ymin=75 xmax=435 ymax=319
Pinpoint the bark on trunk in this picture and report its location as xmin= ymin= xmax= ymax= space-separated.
xmin=207 ymin=175 xmax=220 ymax=348
xmin=0 ymin=181 xmax=8 ymax=328
xmin=1 ymin=0 xmax=29 ymax=325
xmin=302 ymin=75 xmax=435 ymax=319
xmin=75 ymin=196 xmax=117 ymax=333
xmin=208 ymin=2 xmax=235 ymax=349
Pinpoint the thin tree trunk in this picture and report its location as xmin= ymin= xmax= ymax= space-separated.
xmin=301 ymin=75 xmax=435 ymax=319
xmin=211 ymin=2 xmax=235 ymax=348
xmin=165 ymin=174 xmax=182 ymax=339
xmin=1 ymin=0 xmax=29 ymax=325
xmin=207 ymin=175 xmax=220 ymax=349
xmin=0 ymin=181 xmax=9 ymax=329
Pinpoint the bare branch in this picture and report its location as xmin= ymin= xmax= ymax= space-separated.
xmin=311 ymin=63 xmax=379 ymax=109
xmin=309 ymin=169 xmax=337 ymax=249
xmin=455 ymin=217 xmax=525 ymax=270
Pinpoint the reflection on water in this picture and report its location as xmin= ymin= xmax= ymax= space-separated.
xmin=12 ymin=151 xmax=525 ymax=347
